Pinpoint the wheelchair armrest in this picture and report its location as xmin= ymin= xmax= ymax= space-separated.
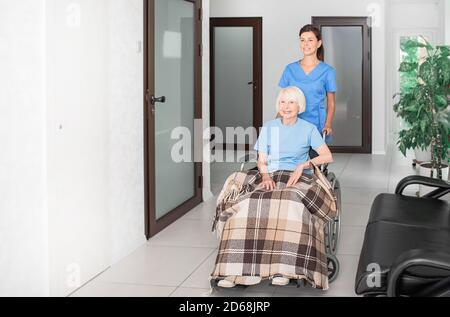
xmin=395 ymin=176 xmax=450 ymax=198
xmin=387 ymin=249 xmax=450 ymax=297
xmin=239 ymin=154 xmax=256 ymax=164
xmin=239 ymin=153 xmax=257 ymax=172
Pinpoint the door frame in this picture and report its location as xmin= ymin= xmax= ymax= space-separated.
xmin=144 ymin=0 xmax=203 ymax=239
xmin=312 ymin=16 xmax=373 ymax=154
xmin=210 ymin=17 xmax=263 ymax=151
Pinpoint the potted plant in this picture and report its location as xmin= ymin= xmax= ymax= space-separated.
xmin=394 ymin=37 xmax=450 ymax=185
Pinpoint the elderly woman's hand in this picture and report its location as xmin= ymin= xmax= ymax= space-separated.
xmin=286 ymin=163 xmax=307 ymax=187
xmin=260 ymin=175 xmax=276 ymax=191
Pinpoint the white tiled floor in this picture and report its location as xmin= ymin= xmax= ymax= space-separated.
xmin=72 ymin=144 xmax=428 ymax=298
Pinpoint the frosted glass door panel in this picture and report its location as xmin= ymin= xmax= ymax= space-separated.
xmin=155 ymin=0 xmax=195 ymax=220
xmin=322 ymin=26 xmax=363 ymax=147
xmin=215 ymin=27 xmax=253 ymax=138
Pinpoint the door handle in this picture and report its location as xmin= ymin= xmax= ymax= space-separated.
xmin=146 ymin=90 xmax=166 ymax=116
xmin=248 ymin=81 xmax=257 ymax=90
xmin=151 ymin=95 xmax=166 ymax=105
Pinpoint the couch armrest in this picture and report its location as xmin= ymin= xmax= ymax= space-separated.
xmin=395 ymin=176 xmax=450 ymax=198
xmin=387 ymin=249 xmax=450 ymax=297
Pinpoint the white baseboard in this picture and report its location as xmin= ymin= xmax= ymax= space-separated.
xmin=203 ymin=187 xmax=215 ymax=200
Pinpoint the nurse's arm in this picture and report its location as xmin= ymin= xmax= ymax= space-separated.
xmin=310 ymin=144 xmax=334 ymax=166
xmin=324 ymin=92 xmax=336 ymax=133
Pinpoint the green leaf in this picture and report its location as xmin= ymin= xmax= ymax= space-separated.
xmin=437 ymin=56 xmax=450 ymax=86
xmin=437 ymin=45 xmax=450 ymax=58
xmin=419 ymin=60 xmax=438 ymax=86
xmin=401 ymin=41 xmax=419 ymax=60
xmin=435 ymin=95 xmax=448 ymax=110
xmin=437 ymin=112 xmax=450 ymax=130
xmin=399 ymin=61 xmax=418 ymax=73
xmin=399 ymin=142 xmax=407 ymax=157
xmin=417 ymin=107 xmax=424 ymax=119
xmin=402 ymin=39 xmax=428 ymax=50
xmin=420 ymin=120 xmax=427 ymax=134
xmin=393 ymin=102 xmax=400 ymax=113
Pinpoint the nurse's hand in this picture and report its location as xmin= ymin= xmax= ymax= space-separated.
xmin=287 ymin=164 xmax=305 ymax=187
xmin=323 ymin=125 xmax=333 ymax=136
xmin=261 ymin=175 xmax=276 ymax=191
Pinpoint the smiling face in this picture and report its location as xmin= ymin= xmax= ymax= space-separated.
xmin=278 ymin=93 xmax=300 ymax=120
xmin=300 ymin=31 xmax=322 ymax=57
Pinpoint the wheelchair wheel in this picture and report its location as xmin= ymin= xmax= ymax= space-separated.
xmin=326 ymin=173 xmax=342 ymax=256
xmin=327 ymin=254 xmax=340 ymax=283
xmin=210 ymin=279 xmax=219 ymax=290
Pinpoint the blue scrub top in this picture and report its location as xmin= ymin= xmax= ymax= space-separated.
xmin=279 ymin=61 xmax=337 ymax=138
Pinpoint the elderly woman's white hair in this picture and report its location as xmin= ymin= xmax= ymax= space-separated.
xmin=276 ymin=86 xmax=307 ymax=114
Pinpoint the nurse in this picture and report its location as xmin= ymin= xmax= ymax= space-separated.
xmin=279 ymin=24 xmax=337 ymax=142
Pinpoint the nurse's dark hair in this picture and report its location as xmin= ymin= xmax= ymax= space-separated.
xmin=299 ymin=24 xmax=324 ymax=61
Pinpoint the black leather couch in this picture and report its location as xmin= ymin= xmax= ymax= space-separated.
xmin=355 ymin=176 xmax=450 ymax=297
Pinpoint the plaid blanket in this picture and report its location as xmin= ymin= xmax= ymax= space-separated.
xmin=211 ymin=168 xmax=338 ymax=290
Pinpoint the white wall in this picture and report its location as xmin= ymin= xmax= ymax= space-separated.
xmin=46 ymin=0 xmax=146 ymax=296
xmin=0 ymin=0 xmax=49 ymax=296
xmin=0 ymin=0 xmax=146 ymax=297
xmin=446 ymin=0 xmax=450 ymax=44
xmin=389 ymin=0 xmax=443 ymax=32
xmin=46 ymin=0 xmax=211 ymax=295
xmin=210 ymin=0 xmax=387 ymax=154
xmin=107 ymin=0 xmax=146 ymax=265
xmin=46 ymin=0 xmax=112 ymax=296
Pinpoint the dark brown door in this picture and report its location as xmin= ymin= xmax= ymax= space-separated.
xmin=210 ymin=18 xmax=263 ymax=151
xmin=312 ymin=17 xmax=372 ymax=154
xmin=144 ymin=0 xmax=203 ymax=239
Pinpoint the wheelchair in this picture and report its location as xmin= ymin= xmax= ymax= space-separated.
xmin=240 ymin=156 xmax=342 ymax=286
xmin=210 ymin=132 xmax=342 ymax=292
xmin=237 ymin=141 xmax=342 ymax=285
xmin=312 ymin=150 xmax=342 ymax=283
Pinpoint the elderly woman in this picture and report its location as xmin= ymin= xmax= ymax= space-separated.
xmin=257 ymin=86 xmax=333 ymax=191
xmin=211 ymin=87 xmax=337 ymax=290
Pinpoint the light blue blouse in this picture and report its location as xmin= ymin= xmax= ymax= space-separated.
xmin=279 ymin=61 xmax=337 ymax=139
xmin=254 ymin=118 xmax=325 ymax=173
